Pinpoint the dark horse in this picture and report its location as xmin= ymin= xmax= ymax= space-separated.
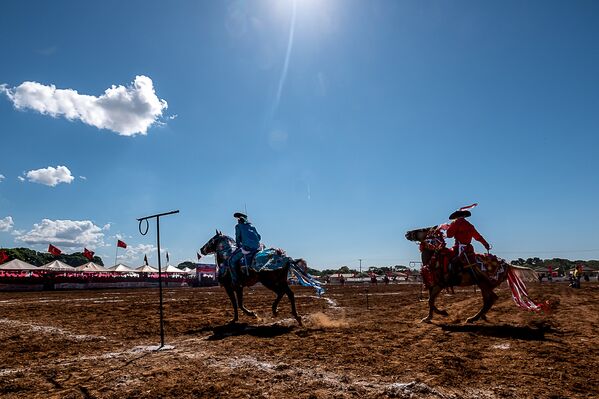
xmin=200 ymin=230 xmax=305 ymax=325
xmin=406 ymin=226 xmax=540 ymax=323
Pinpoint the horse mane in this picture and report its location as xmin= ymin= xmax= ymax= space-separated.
xmin=224 ymin=235 xmax=235 ymax=244
xmin=219 ymin=234 xmax=236 ymax=247
xmin=405 ymin=226 xmax=437 ymax=242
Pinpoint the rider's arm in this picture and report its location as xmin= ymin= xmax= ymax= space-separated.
xmin=472 ymin=227 xmax=490 ymax=250
xmin=235 ymin=224 xmax=242 ymax=247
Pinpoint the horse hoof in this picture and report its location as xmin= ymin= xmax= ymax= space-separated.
xmin=250 ymin=312 xmax=258 ymax=318
xmin=296 ymin=316 xmax=303 ymax=326
xmin=439 ymin=310 xmax=449 ymax=317
xmin=420 ymin=317 xmax=432 ymax=324
xmin=466 ymin=317 xmax=477 ymax=324
xmin=228 ymin=319 xmax=238 ymax=325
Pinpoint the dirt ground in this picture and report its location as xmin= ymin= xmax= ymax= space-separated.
xmin=0 ymin=281 xmax=598 ymax=399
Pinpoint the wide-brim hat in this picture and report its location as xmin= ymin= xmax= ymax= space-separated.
xmin=233 ymin=212 xmax=247 ymax=219
xmin=449 ymin=210 xmax=471 ymax=220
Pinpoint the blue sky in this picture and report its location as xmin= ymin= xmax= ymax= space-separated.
xmin=1 ymin=0 xmax=598 ymax=269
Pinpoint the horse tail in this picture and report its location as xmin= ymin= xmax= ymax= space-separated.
xmin=508 ymin=264 xmax=538 ymax=282
xmin=288 ymin=259 xmax=325 ymax=296
xmin=506 ymin=265 xmax=550 ymax=312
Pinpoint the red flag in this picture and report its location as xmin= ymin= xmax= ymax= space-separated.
xmin=117 ymin=240 xmax=127 ymax=249
xmin=144 ymin=254 xmax=148 ymax=266
xmin=48 ymin=244 xmax=62 ymax=256
xmin=197 ymin=252 xmax=202 ymax=261
xmin=0 ymin=250 xmax=9 ymax=264
xmin=83 ymin=248 xmax=95 ymax=261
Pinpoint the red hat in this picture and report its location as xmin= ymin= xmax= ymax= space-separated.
xmin=449 ymin=203 xmax=478 ymax=220
xmin=449 ymin=210 xmax=471 ymax=220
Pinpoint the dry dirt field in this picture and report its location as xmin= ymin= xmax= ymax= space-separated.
xmin=1 ymin=282 xmax=598 ymax=399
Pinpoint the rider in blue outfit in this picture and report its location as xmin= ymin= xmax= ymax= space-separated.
xmin=228 ymin=212 xmax=261 ymax=288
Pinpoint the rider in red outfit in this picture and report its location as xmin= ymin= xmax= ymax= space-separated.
xmin=446 ymin=209 xmax=490 ymax=272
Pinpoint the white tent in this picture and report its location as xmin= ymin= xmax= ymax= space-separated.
xmin=40 ymin=260 xmax=76 ymax=271
xmin=107 ymin=264 xmax=134 ymax=272
xmin=136 ymin=265 xmax=158 ymax=272
xmin=76 ymin=262 xmax=108 ymax=272
xmin=0 ymin=259 xmax=37 ymax=270
xmin=165 ymin=265 xmax=185 ymax=273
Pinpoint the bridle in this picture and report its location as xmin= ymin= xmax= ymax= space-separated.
xmin=419 ymin=228 xmax=447 ymax=252
xmin=205 ymin=235 xmax=236 ymax=267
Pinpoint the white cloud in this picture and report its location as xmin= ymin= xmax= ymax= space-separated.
xmin=0 ymin=174 xmax=4 ymax=182
xmin=17 ymin=176 xmax=25 ymax=182
xmin=0 ymin=216 xmax=14 ymax=232
xmin=120 ymin=243 xmax=158 ymax=265
xmin=16 ymin=219 xmax=105 ymax=247
xmin=79 ymin=175 xmax=87 ymax=180
xmin=24 ymin=165 xmax=74 ymax=187
xmin=1 ymin=75 xmax=168 ymax=136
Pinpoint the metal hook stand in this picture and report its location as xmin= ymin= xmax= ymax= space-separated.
xmin=136 ymin=210 xmax=179 ymax=349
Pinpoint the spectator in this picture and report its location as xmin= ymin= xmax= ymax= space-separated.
xmin=572 ymin=265 xmax=583 ymax=289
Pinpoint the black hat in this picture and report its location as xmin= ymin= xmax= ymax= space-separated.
xmin=233 ymin=212 xmax=247 ymax=219
xmin=449 ymin=210 xmax=471 ymax=220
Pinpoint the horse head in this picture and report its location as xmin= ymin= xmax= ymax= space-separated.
xmin=200 ymin=229 xmax=232 ymax=256
xmin=406 ymin=225 xmax=447 ymax=266
xmin=405 ymin=226 xmax=437 ymax=242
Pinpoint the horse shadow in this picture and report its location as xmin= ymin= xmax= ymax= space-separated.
xmin=206 ymin=323 xmax=296 ymax=341
xmin=437 ymin=322 xmax=557 ymax=341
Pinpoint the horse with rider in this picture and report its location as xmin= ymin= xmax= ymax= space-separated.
xmin=200 ymin=212 xmax=323 ymax=325
xmin=406 ymin=204 xmax=547 ymax=323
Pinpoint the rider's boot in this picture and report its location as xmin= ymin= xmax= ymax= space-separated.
xmin=448 ymin=259 xmax=461 ymax=286
xmin=242 ymin=253 xmax=250 ymax=276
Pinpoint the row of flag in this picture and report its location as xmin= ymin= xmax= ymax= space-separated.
xmin=1 ymin=238 xmax=203 ymax=265
xmin=47 ymin=239 xmax=179 ymax=263
xmin=48 ymin=244 xmax=96 ymax=260
xmin=48 ymin=240 xmax=128 ymax=259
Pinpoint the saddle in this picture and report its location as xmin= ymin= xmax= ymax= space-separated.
xmin=234 ymin=248 xmax=290 ymax=275
xmin=239 ymin=249 xmax=258 ymax=275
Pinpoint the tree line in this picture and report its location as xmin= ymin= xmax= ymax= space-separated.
xmin=1 ymin=247 xmax=104 ymax=267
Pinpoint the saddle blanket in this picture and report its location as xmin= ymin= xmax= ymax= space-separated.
xmin=250 ymin=248 xmax=292 ymax=272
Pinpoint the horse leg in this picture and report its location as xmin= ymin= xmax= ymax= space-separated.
xmin=272 ymin=288 xmax=285 ymax=317
xmin=283 ymin=284 xmax=302 ymax=326
xmin=467 ymin=286 xmax=498 ymax=323
xmin=421 ymin=285 xmax=443 ymax=323
xmin=432 ymin=286 xmax=449 ymax=316
xmin=224 ymin=285 xmax=239 ymax=324
xmin=236 ymin=287 xmax=258 ymax=318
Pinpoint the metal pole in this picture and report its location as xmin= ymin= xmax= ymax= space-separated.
xmin=156 ymin=216 xmax=164 ymax=348
xmin=137 ymin=209 xmax=179 ymax=349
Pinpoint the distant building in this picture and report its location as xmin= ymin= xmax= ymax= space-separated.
xmin=196 ymin=263 xmax=217 ymax=286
